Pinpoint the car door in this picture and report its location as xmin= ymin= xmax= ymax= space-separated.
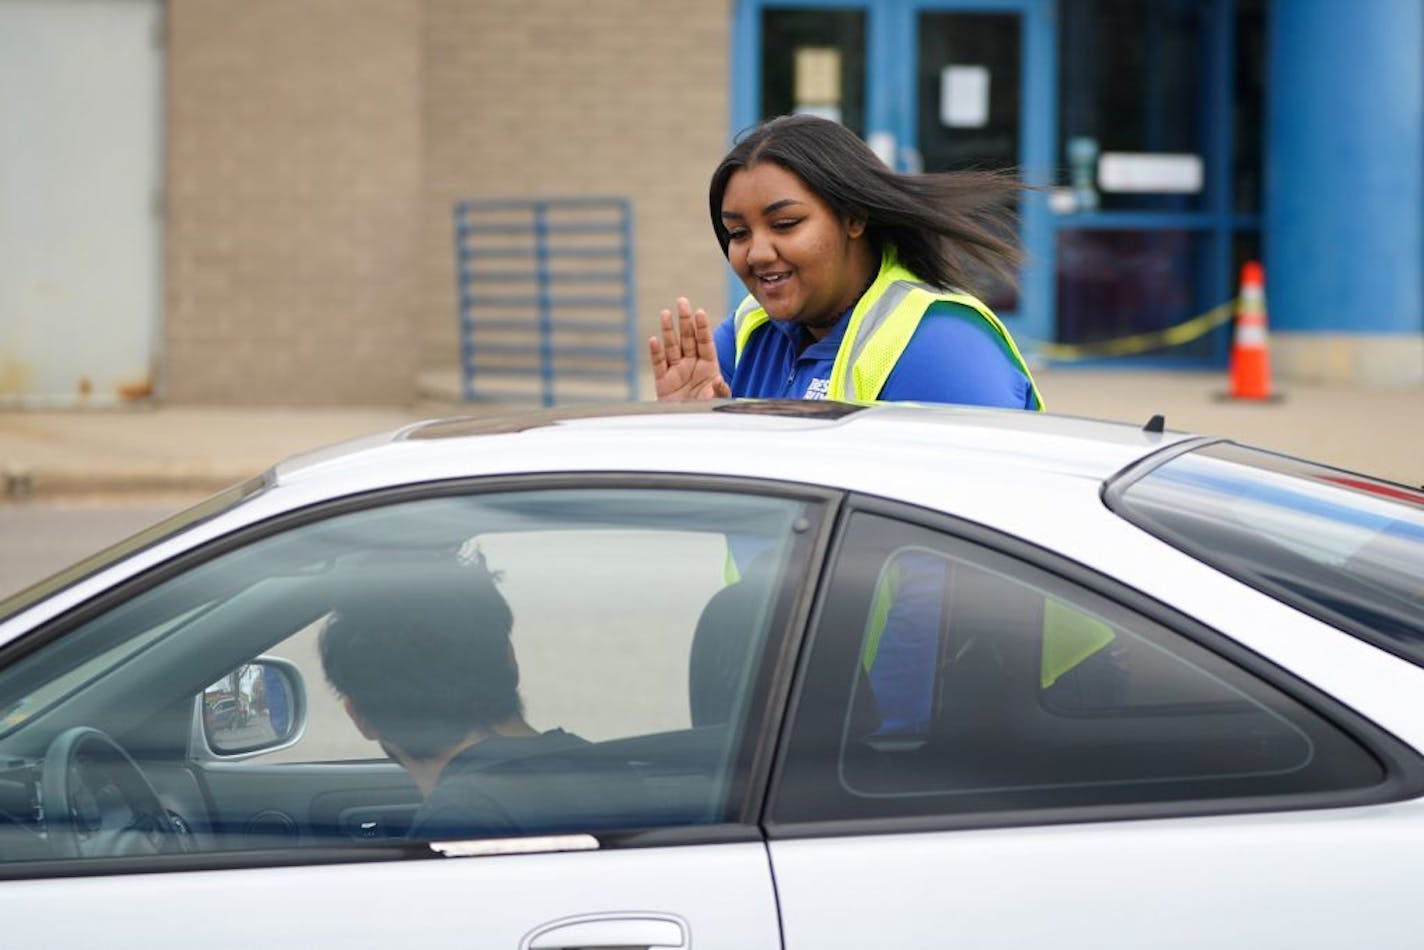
xmin=0 ymin=476 xmax=835 ymax=949
xmin=766 ymin=499 xmax=1424 ymax=948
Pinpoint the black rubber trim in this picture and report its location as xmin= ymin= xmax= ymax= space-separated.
xmin=0 ymin=823 xmax=764 ymax=882
xmin=589 ymin=822 xmax=762 ymax=849
xmin=759 ymin=501 xmax=856 ymax=834
xmin=763 ymin=491 xmax=1424 ymax=842
xmin=0 ymin=842 xmax=427 ymax=882
xmin=730 ymin=491 xmax=843 ymax=826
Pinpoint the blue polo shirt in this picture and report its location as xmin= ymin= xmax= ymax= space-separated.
xmin=714 ymin=299 xmax=1038 ymax=409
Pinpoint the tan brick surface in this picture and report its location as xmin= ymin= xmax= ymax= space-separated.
xmin=422 ymin=0 xmax=734 ymax=390
xmin=166 ymin=0 xmax=424 ymax=405
xmin=164 ymin=0 xmax=733 ymax=405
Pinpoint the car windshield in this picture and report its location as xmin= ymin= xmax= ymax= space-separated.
xmin=0 ymin=476 xmax=267 ymax=626
xmin=1108 ymin=442 xmax=1424 ymax=664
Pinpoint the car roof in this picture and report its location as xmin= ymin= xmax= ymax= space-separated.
xmin=270 ymin=400 xmax=1198 ymax=496
xmin=2 ymin=401 xmax=1199 ymax=637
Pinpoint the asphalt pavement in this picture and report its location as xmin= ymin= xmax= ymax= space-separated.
xmin=0 ymin=369 xmax=1419 ymax=503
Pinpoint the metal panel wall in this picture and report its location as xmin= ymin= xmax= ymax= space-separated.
xmin=0 ymin=0 xmax=164 ymax=406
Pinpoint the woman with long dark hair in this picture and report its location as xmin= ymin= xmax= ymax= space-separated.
xmin=649 ymin=113 xmax=1042 ymax=409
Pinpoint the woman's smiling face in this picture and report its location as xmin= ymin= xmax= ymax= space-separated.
xmin=720 ymin=162 xmax=875 ymax=337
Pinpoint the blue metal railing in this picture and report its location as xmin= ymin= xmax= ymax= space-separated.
xmin=453 ymin=197 xmax=638 ymax=406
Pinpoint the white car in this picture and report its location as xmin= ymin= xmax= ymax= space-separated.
xmin=0 ymin=400 xmax=1420 ymax=949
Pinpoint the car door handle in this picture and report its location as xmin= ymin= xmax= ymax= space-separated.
xmin=523 ymin=913 xmax=688 ymax=949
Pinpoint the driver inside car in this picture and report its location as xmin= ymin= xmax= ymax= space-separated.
xmin=319 ymin=560 xmax=592 ymax=841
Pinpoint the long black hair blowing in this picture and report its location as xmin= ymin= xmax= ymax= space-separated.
xmin=709 ymin=114 xmax=1023 ymax=294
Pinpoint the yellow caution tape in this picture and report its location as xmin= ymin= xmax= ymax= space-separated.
xmin=1033 ymin=298 xmax=1237 ymax=360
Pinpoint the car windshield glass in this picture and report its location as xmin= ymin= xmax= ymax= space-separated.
xmin=0 ymin=605 xmax=207 ymax=736
xmin=0 ymin=476 xmax=267 ymax=625
xmin=1109 ymin=443 xmax=1424 ymax=664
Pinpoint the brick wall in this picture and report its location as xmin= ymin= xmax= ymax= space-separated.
xmin=165 ymin=0 xmax=423 ymax=404
xmin=422 ymin=0 xmax=733 ymax=398
xmin=164 ymin=0 xmax=732 ymax=405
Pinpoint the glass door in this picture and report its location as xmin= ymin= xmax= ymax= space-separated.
xmin=755 ymin=6 xmax=868 ymax=137
xmin=1051 ymin=0 xmax=1265 ymax=365
xmin=731 ymin=0 xmax=1055 ymax=344
xmin=732 ymin=0 xmax=1263 ymax=364
xmin=912 ymin=8 xmax=1027 ymax=313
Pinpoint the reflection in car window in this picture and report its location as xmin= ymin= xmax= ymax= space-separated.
xmin=1108 ymin=443 xmax=1424 ymax=664
xmin=0 ymin=605 xmax=206 ymax=737
xmin=773 ymin=512 xmax=1384 ymax=827
xmin=0 ymin=476 xmax=267 ymax=625
xmin=0 ymin=484 xmax=820 ymax=866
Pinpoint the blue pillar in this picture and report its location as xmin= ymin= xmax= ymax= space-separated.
xmin=1265 ymin=0 xmax=1423 ymax=367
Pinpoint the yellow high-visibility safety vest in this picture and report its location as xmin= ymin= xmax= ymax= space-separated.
xmin=857 ymin=558 xmax=1119 ymax=705
xmin=732 ymin=246 xmax=1045 ymax=410
xmin=732 ymin=250 xmax=1101 ymax=702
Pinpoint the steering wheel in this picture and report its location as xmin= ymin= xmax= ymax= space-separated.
xmin=41 ymin=727 xmax=184 ymax=859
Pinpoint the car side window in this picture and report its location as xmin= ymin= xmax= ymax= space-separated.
xmin=772 ymin=510 xmax=1385 ymax=828
xmin=0 ymin=484 xmax=821 ymax=866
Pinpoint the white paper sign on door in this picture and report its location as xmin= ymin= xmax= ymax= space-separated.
xmin=940 ymin=65 xmax=990 ymax=128
xmin=1098 ymin=153 xmax=1204 ymax=193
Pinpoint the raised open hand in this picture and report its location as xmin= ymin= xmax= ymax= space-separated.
xmin=648 ymin=297 xmax=732 ymax=401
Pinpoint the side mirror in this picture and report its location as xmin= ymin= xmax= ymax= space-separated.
xmin=196 ymin=657 xmax=307 ymax=758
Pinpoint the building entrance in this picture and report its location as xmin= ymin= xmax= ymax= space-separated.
xmin=733 ymin=0 xmax=1264 ymax=364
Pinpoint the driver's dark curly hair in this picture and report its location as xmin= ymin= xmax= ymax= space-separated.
xmin=320 ymin=563 xmax=519 ymax=760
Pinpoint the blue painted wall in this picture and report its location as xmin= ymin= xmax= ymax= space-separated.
xmin=1265 ymin=0 xmax=1424 ymax=335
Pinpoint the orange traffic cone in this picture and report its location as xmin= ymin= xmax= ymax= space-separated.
xmin=1224 ymin=261 xmax=1282 ymax=401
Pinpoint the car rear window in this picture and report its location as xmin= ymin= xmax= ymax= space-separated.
xmin=1107 ymin=443 xmax=1424 ymax=664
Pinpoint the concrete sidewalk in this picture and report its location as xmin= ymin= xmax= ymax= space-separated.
xmin=1034 ymin=369 xmax=1423 ymax=485
xmin=0 ymin=407 xmax=439 ymax=499
xmin=0 ymin=370 xmax=1419 ymax=501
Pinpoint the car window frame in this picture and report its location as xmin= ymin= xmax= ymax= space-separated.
xmin=764 ymin=492 xmax=1424 ymax=841
xmin=0 ymin=473 xmax=842 ymax=880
